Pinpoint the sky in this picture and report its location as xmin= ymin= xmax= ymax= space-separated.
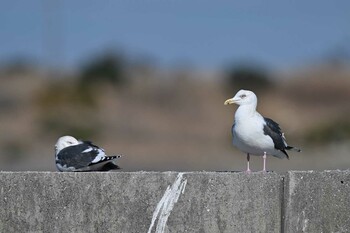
xmin=0 ymin=0 xmax=349 ymax=70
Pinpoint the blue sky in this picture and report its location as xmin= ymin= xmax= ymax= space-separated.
xmin=0 ymin=0 xmax=349 ymax=70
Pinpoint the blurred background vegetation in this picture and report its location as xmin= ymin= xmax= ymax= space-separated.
xmin=0 ymin=1 xmax=350 ymax=171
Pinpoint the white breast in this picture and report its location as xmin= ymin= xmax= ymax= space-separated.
xmin=232 ymin=113 xmax=275 ymax=156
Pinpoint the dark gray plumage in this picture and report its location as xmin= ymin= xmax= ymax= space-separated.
xmin=263 ymin=117 xmax=290 ymax=159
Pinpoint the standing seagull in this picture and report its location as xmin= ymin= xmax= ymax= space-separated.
xmin=55 ymin=135 xmax=122 ymax=172
xmin=224 ymin=90 xmax=300 ymax=172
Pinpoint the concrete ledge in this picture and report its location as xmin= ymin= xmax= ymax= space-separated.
xmin=0 ymin=172 xmax=283 ymax=233
xmin=1 ymin=171 xmax=350 ymax=233
xmin=284 ymin=170 xmax=350 ymax=233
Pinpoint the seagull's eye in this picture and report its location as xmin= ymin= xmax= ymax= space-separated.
xmin=240 ymin=94 xmax=247 ymax=98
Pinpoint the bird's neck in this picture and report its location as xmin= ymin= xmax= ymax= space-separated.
xmin=234 ymin=104 xmax=257 ymax=122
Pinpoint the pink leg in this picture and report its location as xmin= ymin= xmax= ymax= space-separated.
xmin=262 ymin=152 xmax=267 ymax=172
xmin=245 ymin=153 xmax=251 ymax=173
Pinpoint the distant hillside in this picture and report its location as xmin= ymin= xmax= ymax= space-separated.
xmin=0 ymin=64 xmax=350 ymax=172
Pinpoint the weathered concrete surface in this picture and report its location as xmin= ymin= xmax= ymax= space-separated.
xmin=284 ymin=170 xmax=350 ymax=233
xmin=0 ymin=172 xmax=283 ymax=233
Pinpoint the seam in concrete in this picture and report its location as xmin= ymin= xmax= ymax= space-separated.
xmin=280 ymin=176 xmax=285 ymax=233
xmin=147 ymin=173 xmax=187 ymax=233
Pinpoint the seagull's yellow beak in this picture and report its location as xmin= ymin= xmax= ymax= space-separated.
xmin=224 ymin=98 xmax=236 ymax=105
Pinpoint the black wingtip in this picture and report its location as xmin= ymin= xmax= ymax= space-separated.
xmin=281 ymin=149 xmax=290 ymax=160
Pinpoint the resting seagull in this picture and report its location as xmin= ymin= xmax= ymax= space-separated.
xmin=55 ymin=135 xmax=122 ymax=172
xmin=224 ymin=90 xmax=300 ymax=172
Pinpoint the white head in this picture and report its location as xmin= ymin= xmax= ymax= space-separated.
xmin=224 ymin=89 xmax=257 ymax=107
xmin=55 ymin=135 xmax=79 ymax=154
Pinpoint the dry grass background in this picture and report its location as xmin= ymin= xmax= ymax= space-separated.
xmin=1 ymin=64 xmax=350 ymax=172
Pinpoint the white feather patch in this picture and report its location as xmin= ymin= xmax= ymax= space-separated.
xmin=91 ymin=149 xmax=106 ymax=163
xmin=82 ymin=148 xmax=93 ymax=153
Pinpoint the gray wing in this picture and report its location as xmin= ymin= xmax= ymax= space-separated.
xmin=56 ymin=144 xmax=102 ymax=170
xmin=263 ymin=117 xmax=289 ymax=158
xmin=80 ymin=140 xmax=102 ymax=150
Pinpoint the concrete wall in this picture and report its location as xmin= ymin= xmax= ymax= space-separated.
xmin=0 ymin=171 xmax=349 ymax=233
xmin=283 ymin=170 xmax=350 ymax=233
